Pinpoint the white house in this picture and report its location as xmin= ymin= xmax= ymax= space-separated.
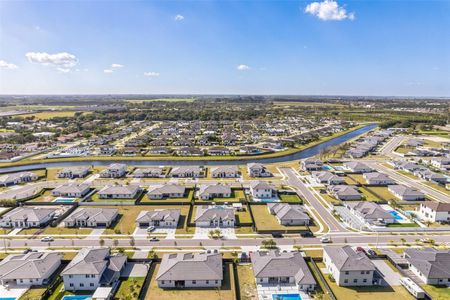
xmin=0 ymin=171 xmax=39 ymax=187
xmin=388 ymin=185 xmax=425 ymax=201
xmin=98 ymin=185 xmax=140 ymax=199
xmin=198 ymin=184 xmax=232 ymax=200
xmin=52 ymin=183 xmax=90 ymax=198
xmin=418 ymin=201 xmax=450 ymax=223
xmin=363 ymin=172 xmax=395 ymax=185
xmin=404 ymin=248 xmax=450 ymax=285
xmin=0 ymin=207 xmax=56 ymax=228
xmin=250 ymin=181 xmax=276 ymax=199
xmin=247 ymin=163 xmax=272 ymax=177
xmin=136 ymin=209 xmax=180 ymax=228
xmin=64 ymin=208 xmax=118 ymax=227
xmin=147 ymin=184 xmax=186 ymax=200
xmin=99 ymin=164 xmax=127 ymax=178
xmin=323 ymin=246 xmax=376 ymax=286
xmin=211 ymin=166 xmax=239 ymax=178
xmin=343 ymin=162 xmax=373 ymax=173
xmin=194 ymin=206 xmax=235 ymax=227
xmin=57 ymin=167 xmax=90 ymax=179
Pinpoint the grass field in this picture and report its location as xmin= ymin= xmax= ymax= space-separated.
xmin=21 ymin=111 xmax=80 ymax=120
xmin=235 ymin=207 xmax=253 ymax=224
xmin=422 ymin=284 xmax=450 ymax=300
xmin=236 ymin=265 xmax=257 ymax=300
xmin=423 ymin=182 xmax=450 ymax=196
xmin=279 ymin=194 xmax=302 ymax=203
xmin=19 ymin=226 xmax=92 ymax=236
xmin=19 ymin=287 xmax=47 ymax=300
xmin=146 ymin=263 xmax=235 ymax=300
xmin=115 ymin=277 xmax=145 ymax=300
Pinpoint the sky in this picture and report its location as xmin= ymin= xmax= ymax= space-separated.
xmin=0 ymin=0 xmax=449 ymax=96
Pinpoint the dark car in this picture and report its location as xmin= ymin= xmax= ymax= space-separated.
xmin=272 ymin=233 xmax=282 ymax=238
xmin=367 ymin=249 xmax=376 ymax=256
xmin=149 ymin=237 xmax=160 ymax=242
xmin=356 ymin=247 xmax=366 ymax=253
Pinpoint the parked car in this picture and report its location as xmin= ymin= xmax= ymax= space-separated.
xmin=41 ymin=236 xmax=54 ymax=242
xmin=367 ymin=249 xmax=377 ymax=256
xmin=149 ymin=237 xmax=160 ymax=242
xmin=356 ymin=247 xmax=366 ymax=253
xmin=146 ymin=226 xmax=155 ymax=232
xmin=272 ymin=233 xmax=282 ymax=238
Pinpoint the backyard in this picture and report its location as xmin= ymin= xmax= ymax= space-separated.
xmin=250 ymin=204 xmax=310 ymax=232
xmin=114 ymin=277 xmax=146 ymax=300
xmin=236 ymin=265 xmax=257 ymax=300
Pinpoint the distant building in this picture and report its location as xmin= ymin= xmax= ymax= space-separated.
xmin=57 ymin=167 xmax=90 ymax=179
xmin=388 ymin=185 xmax=425 ymax=201
xmin=98 ymin=185 xmax=140 ymax=199
xmin=147 ymin=184 xmax=185 ymax=200
xmin=301 ymin=158 xmax=323 ymax=172
xmin=343 ymin=162 xmax=373 ymax=173
xmin=0 ymin=171 xmax=38 ymax=187
xmin=52 ymin=183 xmax=90 ymax=198
xmin=64 ymin=208 xmax=118 ymax=227
xmin=99 ymin=163 xmax=127 ymax=178
xmin=132 ymin=167 xmax=164 ymax=178
xmin=211 ymin=166 xmax=239 ymax=178
xmin=363 ymin=172 xmax=395 ymax=185
xmin=247 ymin=163 xmax=272 ymax=177
xmin=327 ymin=185 xmax=361 ymax=201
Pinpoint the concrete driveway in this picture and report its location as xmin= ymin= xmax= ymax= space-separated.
xmin=194 ymin=227 xmax=236 ymax=239
xmin=372 ymin=259 xmax=402 ymax=286
xmin=122 ymin=262 xmax=150 ymax=277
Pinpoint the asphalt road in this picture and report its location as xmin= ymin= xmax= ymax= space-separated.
xmin=280 ymin=167 xmax=347 ymax=232
xmin=379 ymin=135 xmax=407 ymax=158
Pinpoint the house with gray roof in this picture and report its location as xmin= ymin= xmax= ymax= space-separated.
xmin=311 ymin=171 xmax=345 ymax=185
xmin=404 ymin=248 xmax=450 ymax=285
xmin=131 ymin=167 xmax=164 ymax=178
xmin=388 ymin=185 xmax=425 ymax=201
xmin=327 ymin=185 xmax=361 ymax=201
xmin=169 ymin=166 xmax=203 ymax=178
xmin=211 ymin=166 xmax=239 ymax=178
xmin=61 ymin=247 xmax=127 ymax=291
xmin=250 ymin=181 xmax=277 ymax=199
xmin=0 ymin=252 xmax=61 ymax=286
xmin=301 ymin=158 xmax=323 ymax=172
xmin=98 ymin=185 xmax=140 ymax=199
xmin=64 ymin=208 xmax=118 ymax=227
xmin=247 ymin=163 xmax=272 ymax=177
xmin=156 ymin=252 xmax=223 ymax=288
xmin=345 ymin=202 xmax=395 ymax=225
xmin=0 ymin=207 xmax=57 ymax=228
xmin=99 ymin=163 xmax=127 ymax=178
xmin=52 ymin=183 xmax=90 ymax=198
xmin=0 ymin=171 xmax=39 ymax=187
xmin=418 ymin=201 xmax=450 ymax=223
xmin=147 ymin=184 xmax=186 ymax=200
xmin=323 ymin=245 xmax=376 ymax=286
xmin=194 ymin=206 xmax=235 ymax=227
xmin=267 ymin=203 xmax=310 ymax=226
xmin=343 ymin=161 xmax=373 ymax=173
xmin=198 ymin=184 xmax=232 ymax=200
xmin=57 ymin=166 xmax=90 ymax=179
xmin=136 ymin=209 xmax=180 ymax=228
xmin=251 ymin=251 xmax=316 ymax=291
xmin=363 ymin=172 xmax=395 ymax=185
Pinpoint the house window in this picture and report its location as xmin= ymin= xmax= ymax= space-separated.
xmin=80 ymin=283 xmax=84 ymax=287
xmin=69 ymin=275 xmax=73 ymax=278
xmin=363 ymin=279 xmax=367 ymax=283
xmin=366 ymin=271 xmax=370 ymax=274
xmin=353 ymin=279 xmax=358 ymax=283
xmin=206 ymin=280 xmax=209 ymax=284
xmin=215 ymin=280 xmax=218 ymax=284
xmin=344 ymin=279 xmax=348 ymax=283
xmin=86 ymin=275 xmax=90 ymax=278
xmin=20 ymin=279 xmax=23 ymax=283
xmin=345 ymin=271 xmax=349 ymax=275
xmin=162 ymin=281 xmax=165 ymax=284
xmin=192 ymin=280 xmax=196 ymax=284
xmin=90 ymin=283 xmax=94 ymax=287
xmin=361 ymin=271 xmax=364 ymax=274
xmin=70 ymin=283 xmax=74 ymax=287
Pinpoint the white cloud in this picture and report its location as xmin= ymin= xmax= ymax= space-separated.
xmin=111 ymin=63 xmax=124 ymax=68
xmin=305 ymin=0 xmax=355 ymax=21
xmin=0 ymin=60 xmax=18 ymax=70
xmin=25 ymin=52 xmax=78 ymax=71
xmin=144 ymin=71 xmax=160 ymax=77
xmin=237 ymin=64 xmax=251 ymax=71
xmin=174 ymin=14 xmax=185 ymax=21
xmin=104 ymin=69 xmax=114 ymax=73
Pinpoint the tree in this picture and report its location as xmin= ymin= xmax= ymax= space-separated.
xmin=129 ymin=237 xmax=135 ymax=248
xmin=261 ymin=239 xmax=277 ymax=249
xmin=99 ymin=238 xmax=105 ymax=247
xmin=113 ymin=239 xmax=119 ymax=247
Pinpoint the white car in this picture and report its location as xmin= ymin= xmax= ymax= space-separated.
xmin=146 ymin=226 xmax=155 ymax=232
xmin=320 ymin=237 xmax=331 ymax=243
xmin=41 ymin=236 xmax=54 ymax=242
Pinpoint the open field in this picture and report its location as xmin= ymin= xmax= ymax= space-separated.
xmin=146 ymin=263 xmax=235 ymax=300
xmin=236 ymin=265 xmax=257 ymax=300
xmin=20 ymin=111 xmax=82 ymax=119
xmin=279 ymin=194 xmax=302 ymax=203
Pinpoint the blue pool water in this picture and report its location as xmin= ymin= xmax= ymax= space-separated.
xmin=259 ymin=199 xmax=279 ymax=203
xmin=388 ymin=210 xmax=404 ymax=221
xmin=322 ymin=165 xmax=333 ymax=171
xmin=61 ymin=296 xmax=92 ymax=300
xmin=272 ymin=294 xmax=301 ymax=300
xmin=0 ymin=298 xmax=17 ymax=300
xmin=54 ymin=197 xmax=75 ymax=203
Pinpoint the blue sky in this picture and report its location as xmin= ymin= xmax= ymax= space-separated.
xmin=0 ymin=0 xmax=449 ymax=96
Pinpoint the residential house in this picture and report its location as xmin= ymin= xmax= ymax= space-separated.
xmin=211 ymin=166 xmax=239 ymax=178
xmin=430 ymin=157 xmax=450 ymax=171
xmin=388 ymin=185 xmax=425 ymax=201
xmin=98 ymin=185 xmax=140 ymax=199
xmin=57 ymin=167 xmax=90 ymax=179
xmin=99 ymin=164 xmax=127 ymax=178
xmin=147 ymin=184 xmax=186 ymax=200
xmin=414 ymin=169 xmax=448 ymax=184
xmin=345 ymin=202 xmax=395 ymax=225
xmin=0 ymin=171 xmax=38 ymax=186
xmin=404 ymin=248 xmax=450 ymax=285
xmin=136 ymin=209 xmax=180 ymax=228
xmin=250 ymin=181 xmax=277 ymax=199
xmin=147 ymin=147 xmax=172 ymax=155
xmin=132 ymin=167 xmax=164 ymax=178
xmin=61 ymin=248 xmax=127 ymax=291
xmin=0 ymin=207 xmax=56 ymax=228
xmin=247 ymin=163 xmax=272 ymax=177
xmin=156 ymin=252 xmax=222 ymax=288
xmin=194 ymin=206 xmax=235 ymax=227
xmin=251 ymin=251 xmax=316 ymax=291
xmin=207 ymin=147 xmax=231 ymax=156
xmin=418 ymin=201 xmax=450 ymax=223
xmin=323 ymin=245 xmax=376 ymax=286
xmin=343 ymin=162 xmax=373 ymax=173
xmin=267 ymin=203 xmax=310 ymax=226
xmin=169 ymin=166 xmax=203 ymax=178
xmin=198 ymin=184 xmax=232 ymax=200
xmin=99 ymin=146 xmax=116 ymax=156
xmin=301 ymin=158 xmax=323 ymax=172
xmin=0 ymin=252 xmax=61 ymax=286
xmin=64 ymin=208 xmax=118 ymax=227
xmin=327 ymin=185 xmax=362 ymax=201
xmin=311 ymin=171 xmax=345 ymax=185
xmin=52 ymin=183 xmax=90 ymax=198
xmin=176 ymin=147 xmax=204 ymax=156
xmin=363 ymin=172 xmax=395 ymax=185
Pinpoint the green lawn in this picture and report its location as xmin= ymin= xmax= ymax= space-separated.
xmin=250 ymin=204 xmax=308 ymax=231
xmin=19 ymin=287 xmax=47 ymax=300
xmin=422 ymin=284 xmax=450 ymax=300
xmin=89 ymin=191 xmax=139 ymax=203
xmin=386 ymin=223 xmax=419 ymax=228
xmin=235 ymin=207 xmax=253 ymax=224
xmin=423 ymin=182 xmax=450 ymax=196
xmin=115 ymin=277 xmax=145 ymax=300
xmin=19 ymin=226 xmax=92 ymax=236
xmin=279 ymin=194 xmax=302 ymax=203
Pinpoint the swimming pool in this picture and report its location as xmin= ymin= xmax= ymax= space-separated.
xmin=0 ymin=298 xmax=17 ymax=300
xmin=257 ymin=199 xmax=280 ymax=203
xmin=388 ymin=210 xmax=404 ymax=221
xmin=54 ymin=197 xmax=76 ymax=203
xmin=322 ymin=165 xmax=333 ymax=171
xmin=61 ymin=296 xmax=92 ymax=300
xmin=272 ymin=294 xmax=301 ymax=300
